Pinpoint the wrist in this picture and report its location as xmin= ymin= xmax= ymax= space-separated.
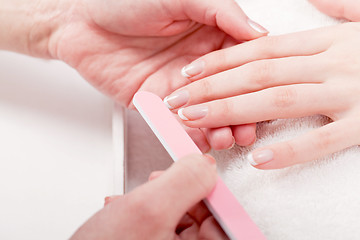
xmin=0 ymin=0 xmax=76 ymax=58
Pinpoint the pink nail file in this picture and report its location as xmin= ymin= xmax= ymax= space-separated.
xmin=133 ymin=91 xmax=266 ymax=240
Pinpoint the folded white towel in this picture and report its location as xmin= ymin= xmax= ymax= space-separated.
xmin=213 ymin=1 xmax=360 ymax=239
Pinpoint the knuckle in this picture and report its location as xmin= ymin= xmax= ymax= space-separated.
xmin=312 ymin=130 xmax=333 ymax=152
xmin=220 ymin=99 xmax=235 ymax=119
xmin=251 ymin=60 xmax=275 ymax=87
xmin=199 ymin=79 xmax=214 ymax=101
xmin=178 ymin=155 xmax=215 ymax=194
xmin=257 ymin=36 xmax=280 ymax=57
xmin=272 ymin=87 xmax=297 ymax=108
xmin=282 ymin=141 xmax=297 ymax=161
xmin=203 ymin=6 xmax=217 ymax=25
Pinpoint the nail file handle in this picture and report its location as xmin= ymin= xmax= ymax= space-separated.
xmin=133 ymin=91 xmax=266 ymax=240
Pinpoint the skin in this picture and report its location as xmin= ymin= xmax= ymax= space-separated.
xmin=0 ymin=0 xmax=267 ymax=152
xmin=70 ymin=154 xmax=229 ymax=240
xmin=309 ymin=0 xmax=360 ymax=21
xmin=167 ymin=21 xmax=360 ymax=169
xmin=0 ymin=1 xmax=259 ymax=234
xmin=168 ymin=0 xmax=360 ymax=151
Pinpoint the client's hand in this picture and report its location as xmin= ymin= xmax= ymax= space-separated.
xmin=309 ymin=0 xmax=360 ymax=21
xmin=70 ymin=154 xmax=227 ymax=240
xmin=164 ymin=22 xmax=360 ymax=169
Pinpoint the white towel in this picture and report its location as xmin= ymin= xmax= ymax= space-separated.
xmin=213 ymin=1 xmax=360 ymax=239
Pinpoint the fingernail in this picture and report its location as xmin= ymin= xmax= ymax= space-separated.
xmin=178 ymin=105 xmax=208 ymax=121
xmin=247 ymin=149 xmax=274 ymax=166
xmin=204 ymin=155 xmax=216 ymax=165
xmin=181 ymin=60 xmax=205 ymax=78
xmin=247 ymin=19 xmax=268 ymax=33
xmin=164 ymin=90 xmax=190 ymax=109
xmin=227 ymin=138 xmax=236 ymax=150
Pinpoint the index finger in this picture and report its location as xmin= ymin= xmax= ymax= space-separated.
xmin=181 ymin=26 xmax=334 ymax=80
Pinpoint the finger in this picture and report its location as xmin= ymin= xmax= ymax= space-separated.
xmin=128 ymin=154 xmax=217 ymax=227
xmin=309 ymin=0 xmax=344 ymax=18
xmin=166 ymin=55 xmax=326 ymax=109
xmin=104 ymin=196 xmax=121 ymax=206
xmin=198 ymin=216 xmax=229 ymax=240
xmin=181 ymin=0 xmax=268 ymax=41
xmin=179 ymin=84 xmax=342 ymax=128
xmin=181 ymin=27 xmax=334 ymax=80
xmin=174 ymin=112 xmax=210 ymax=153
xmin=309 ymin=0 xmax=360 ymax=21
xmin=187 ymin=201 xmax=212 ymax=224
xmin=148 ymin=171 xmax=164 ymax=181
xmin=184 ymin=125 xmax=211 ymax=153
xmin=176 ymin=202 xmax=213 ymax=235
xmin=176 ymin=214 xmax=197 ymax=235
xmin=248 ymin=119 xmax=359 ymax=169
xmin=203 ymin=127 xmax=235 ymax=150
xmin=178 ymin=222 xmax=200 ymax=240
xmin=232 ymin=124 xmax=257 ymax=146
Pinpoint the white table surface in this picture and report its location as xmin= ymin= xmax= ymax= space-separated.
xmin=0 ymin=51 xmax=124 ymax=240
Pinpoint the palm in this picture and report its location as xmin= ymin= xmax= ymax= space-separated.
xmin=55 ymin=21 xmax=234 ymax=106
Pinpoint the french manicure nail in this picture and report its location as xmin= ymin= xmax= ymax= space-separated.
xmin=181 ymin=60 xmax=205 ymax=78
xmin=247 ymin=19 xmax=268 ymax=33
xmin=227 ymin=138 xmax=236 ymax=150
xmin=178 ymin=105 xmax=208 ymax=121
xmin=164 ymin=90 xmax=190 ymax=109
xmin=247 ymin=149 xmax=274 ymax=166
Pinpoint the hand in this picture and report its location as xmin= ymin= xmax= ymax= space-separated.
xmin=0 ymin=0 xmax=268 ymax=155
xmin=52 ymin=0 xmax=267 ymax=152
xmin=164 ymin=22 xmax=360 ymax=169
xmin=1 ymin=0 xmax=267 ymax=105
xmin=48 ymin=0 xmax=267 ymax=106
xmin=70 ymin=154 xmax=227 ymax=240
xmin=309 ymin=0 xmax=360 ymax=21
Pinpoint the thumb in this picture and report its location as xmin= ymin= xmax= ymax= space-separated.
xmin=129 ymin=154 xmax=217 ymax=227
xmin=181 ymin=0 xmax=268 ymax=40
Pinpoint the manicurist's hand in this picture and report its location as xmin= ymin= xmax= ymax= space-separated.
xmin=0 ymin=0 xmax=267 ymax=106
xmin=70 ymin=154 xmax=228 ymax=240
xmin=309 ymin=0 xmax=360 ymax=21
xmin=0 ymin=0 xmax=268 ymax=153
xmin=164 ymin=22 xmax=360 ymax=169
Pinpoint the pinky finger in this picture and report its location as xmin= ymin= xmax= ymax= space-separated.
xmin=248 ymin=119 xmax=359 ymax=169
